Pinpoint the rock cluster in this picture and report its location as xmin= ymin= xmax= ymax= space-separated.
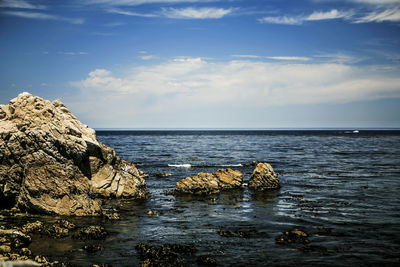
xmin=175 ymin=168 xmax=243 ymax=195
xmin=175 ymin=163 xmax=280 ymax=195
xmin=0 ymin=93 xmax=149 ymax=216
xmin=248 ymin=162 xmax=280 ymax=190
xmin=135 ymin=242 xmax=196 ymax=267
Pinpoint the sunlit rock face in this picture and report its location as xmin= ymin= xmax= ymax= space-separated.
xmin=175 ymin=168 xmax=243 ymax=195
xmin=248 ymin=162 xmax=280 ymax=190
xmin=0 ymin=93 xmax=149 ymax=216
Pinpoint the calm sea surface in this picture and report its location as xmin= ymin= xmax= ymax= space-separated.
xmin=28 ymin=130 xmax=400 ymax=266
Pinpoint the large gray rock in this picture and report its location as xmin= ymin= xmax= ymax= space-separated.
xmin=175 ymin=168 xmax=243 ymax=195
xmin=248 ymin=162 xmax=280 ymax=190
xmin=0 ymin=93 xmax=149 ymax=216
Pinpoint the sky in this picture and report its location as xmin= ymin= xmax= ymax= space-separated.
xmin=0 ymin=0 xmax=400 ymax=129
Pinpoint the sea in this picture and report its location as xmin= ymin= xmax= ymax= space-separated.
xmin=26 ymin=130 xmax=400 ymax=266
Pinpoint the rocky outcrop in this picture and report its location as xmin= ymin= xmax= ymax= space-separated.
xmin=248 ymin=162 xmax=280 ymax=190
xmin=175 ymin=168 xmax=243 ymax=195
xmin=0 ymin=92 xmax=149 ymax=216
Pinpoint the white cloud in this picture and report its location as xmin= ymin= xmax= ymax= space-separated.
xmin=267 ymin=56 xmax=311 ymax=61
xmin=107 ymin=8 xmax=157 ymax=17
xmin=306 ymin=9 xmax=353 ymax=20
xmin=0 ymin=0 xmax=46 ymax=9
xmin=349 ymin=0 xmax=400 ymax=4
xmin=162 ymin=7 xmax=234 ymax=19
xmin=259 ymin=9 xmax=352 ymax=25
xmin=2 ymin=11 xmax=84 ymax=24
xmin=84 ymin=0 xmax=217 ymax=6
xmin=72 ymin=58 xmax=400 ymax=113
xmin=140 ymin=55 xmax=157 ymax=60
xmin=258 ymin=16 xmax=302 ymax=25
xmin=232 ymin=55 xmax=261 ymax=59
xmin=314 ymin=53 xmax=363 ymax=64
xmin=355 ymin=8 xmax=400 ymax=22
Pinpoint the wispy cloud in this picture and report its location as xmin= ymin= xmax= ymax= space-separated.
xmin=107 ymin=8 xmax=157 ymax=17
xmin=83 ymin=0 xmax=217 ymax=6
xmin=314 ymin=53 xmax=363 ymax=64
xmin=259 ymin=9 xmax=352 ymax=25
xmin=259 ymin=16 xmax=302 ymax=25
xmin=0 ymin=0 xmax=46 ymax=9
xmin=355 ymin=8 xmax=400 ymax=22
xmin=140 ymin=55 xmax=157 ymax=60
xmin=58 ymin=51 xmax=88 ymax=55
xmin=232 ymin=55 xmax=311 ymax=61
xmin=162 ymin=7 xmax=234 ymax=19
xmin=348 ymin=0 xmax=400 ymax=5
xmin=267 ymin=56 xmax=311 ymax=61
xmin=2 ymin=11 xmax=84 ymax=24
xmin=306 ymin=9 xmax=353 ymax=21
xmin=232 ymin=55 xmax=261 ymax=59
xmin=108 ymin=6 xmax=235 ymax=19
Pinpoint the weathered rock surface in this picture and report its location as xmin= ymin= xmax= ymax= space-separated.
xmin=175 ymin=168 xmax=243 ymax=195
xmin=0 ymin=92 xmax=149 ymax=216
xmin=248 ymin=162 xmax=280 ymax=190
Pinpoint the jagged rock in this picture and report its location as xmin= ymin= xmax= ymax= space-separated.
xmin=0 ymin=93 xmax=149 ymax=216
xmin=175 ymin=168 xmax=243 ymax=195
xmin=248 ymin=163 xmax=280 ymax=190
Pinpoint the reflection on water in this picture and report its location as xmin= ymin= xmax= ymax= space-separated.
xmin=2 ymin=130 xmax=399 ymax=266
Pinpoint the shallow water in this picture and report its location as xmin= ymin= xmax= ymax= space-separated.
xmin=7 ymin=130 xmax=400 ymax=266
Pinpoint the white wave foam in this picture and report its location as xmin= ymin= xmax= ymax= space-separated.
xmin=219 ymin=164 xmax=243 ymax=167
xmin=168 ymin=164 xmax=192 ymax=168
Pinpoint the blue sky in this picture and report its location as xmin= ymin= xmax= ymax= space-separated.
xmin=1 ymin=0 xmax=400 ymax=128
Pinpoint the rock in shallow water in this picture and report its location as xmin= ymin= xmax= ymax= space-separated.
xmin=175 ymin=168 xmax=243 ymax=195
xmin=0 ymin=92 xmax=149 ymax=216
xmin=248 ymin=162 xmax=280 ymax=190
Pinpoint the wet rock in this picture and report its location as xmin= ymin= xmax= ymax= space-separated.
xmin=156 ymin=172 xmax=172 ymax=178
xmin=147 ymin=210 xmax=155 ymax=216
xmin=248 ymin=163 xmax=280 ymax=190
xmin=197 ymin=256 xmax=218 ymax=265
xmin=0 ymin=93 xmax=150 ymax=216
xmin=74 ymin=226 xmax=108 ymax=240
xmin=21 ymin=221 xmax=44 ymax=234
xmin=102 ymin=211 xmax=120 ymax=220
xmin=275 ymin=228 xmax=309 ymax=244
xmin=21 ymin=220 xmax=76 ymax=239
xmin=175 ymin=168 xmax=243 ymax=195
xmin=135 ymin=242 xmax=196 ymax=267
xmin=0 ymin=229 xmax=31 ymax=248
xmin=217 ymin=228 xmax=262 ymax=238
xmin=82 ymin=244 xmax=104 ymax=253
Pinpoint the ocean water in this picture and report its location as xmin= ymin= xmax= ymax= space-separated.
xmin=30 ymin=130 xmax=400 ymax=266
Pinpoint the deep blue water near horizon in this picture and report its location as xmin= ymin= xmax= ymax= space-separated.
xmin=30 ymin=130 xmax=400 ymax=266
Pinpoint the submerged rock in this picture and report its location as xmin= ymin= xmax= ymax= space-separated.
xmin=156 ymin=172 xmax=172 ymax=178
xmin=175 ymin=168 xmax=243 ymax=195
xmin=197 ymin=256 xmax=218 ymax=265
xmin=74 ymin=226 xmax=108 ymax=240
xmin=248 ymin=162 xmax=280 ymax=190
xmin=0 ymin=92 xmax=149 ymax=216
xmin=135 ymin=242 xmax=196 ymax=267
xmin=275 ymin=228 xmax=309 ymax=244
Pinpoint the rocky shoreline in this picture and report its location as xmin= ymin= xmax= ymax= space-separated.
xmin=0 ymin=93 xmax=283 ymax=266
